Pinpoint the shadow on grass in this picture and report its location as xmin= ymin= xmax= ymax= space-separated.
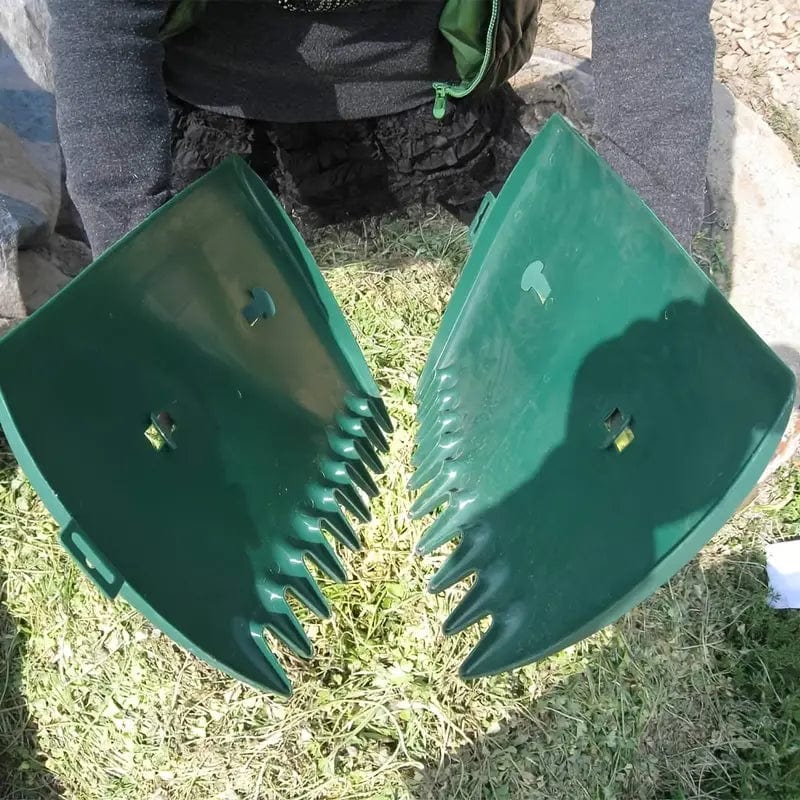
xmin=407 ymin=498 xmax=800 ymax=800
xmin=0 ymin=436 xmax=63 ymax=799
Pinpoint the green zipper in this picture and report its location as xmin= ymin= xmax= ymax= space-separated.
xmin=432 ymin=0 xmax=501 ymax=119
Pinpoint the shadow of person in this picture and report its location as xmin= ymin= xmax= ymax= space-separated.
xmin=425 ymin=289 xmax=792 ymax=678
xmin=0 ymin=438 xmax=63 ymax=798
xmin=408 ymin=289 xmax=793 ymax=797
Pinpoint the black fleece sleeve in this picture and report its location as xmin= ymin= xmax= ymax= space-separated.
xmin=591 ymin=0 xmax=716 ymax=249
xmin=48 ymin=0 xmax=173 ymax=256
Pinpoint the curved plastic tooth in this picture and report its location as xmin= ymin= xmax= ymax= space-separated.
xmin=346 ymin=395 xmax=372 ymax=417
xmin=416 ymin=412 xmax=459 ymax=449
xmin=333 ymin=415 xmax=383 ymax=472
xmin=331 ymin=436 xmax=383 ymax=477
xmin=292 ymin=515 xmax=347 ymax=582
xmin=409 ymin=437 xmax=461 ymax=488
xmin=354 ymin=436 xmax=384 ymax=475
xmin=415 ymin=400 xmax=449 ymax=437
xmin=308 ymin=485 xmax=361 ymax=550
xmin=411 ymin=433 xmax=439 ymax=469
xmin=409 ymin=465 xmax=458 ymax=518
xmin=320 ymin=457 xmax=351 ymax=486
xmin=459 ymin=619 xmax=522 ymax=679
xmin=319 ymin=460 xmax=371 ymax=520
xmin=335 ymin=484 xmax=371 ymax=523
xmin=329 ymin=432 xmax=383 ymax=477
xmin=416 ymin=500 xmax=472 ymax=555
xmin=285 ymin=571 xmax=330 ymax=619
xmin=265 ymin=605 xmax=313 ymax=659
xmin=415 ymin=366 xmax=436 ymax=403
xmin=247 ymin=622 xmax=292 ymax=696
xmin=442 ymin=578 xmax=490 ymax=636
xmin=339 ymin=413 xmax=388 ymax=457
xmin=416 ymin=368 xmax=456 ymax=407
xmin=346 ymin=394 xmax=393 ymax=435
xmin=321 ymin=456 xmax=376 ymax=501
xmin=416 ymin=401 xmax=441 ymax=430
xmin=367 ymin=396 xmax=393 ymax=434
xmin=417 ymin=358 xmax=456 ymax=403
xmin=412 ymin=414 xmax=458 ymax=463
xmin=427 ymin=532 xmax=482 ymax=594
xmin=411 ymin=428 xmax=460 ymax=469
xmin=408 ymin=448 xmax=448 ymax=492
xmin=328 ymin=431 xmax=358 ymax=461
xmin=319 ymin=509 xmax=360 ymax=551
xmin=345 ymin=459 xmax=379 ymax=498
xmin=337 ymin=413 xmax=366 ymax=439
xmin=416 ymin=373 xmax=443 ymax=409
xmin=417 ymin=390 xmax=457 ymax=428
xmin=303 ymin=538 xmax=347 ymax=583
xmin=361 ymin=415 xmax=389 ymax=453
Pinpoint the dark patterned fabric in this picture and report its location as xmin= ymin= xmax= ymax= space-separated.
xmin=484 ymin=0 xmax=543 ymax=92
xmin=170 ymin=85 xmax=530 ymax=233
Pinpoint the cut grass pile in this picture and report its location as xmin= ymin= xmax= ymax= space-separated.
xmin=767 ymin=102 xmax=800 ymax=166
xmin=1 ymin=210 xmax=799 ymax=800
xmin=692 ymin=231 xmax=732 ymax=297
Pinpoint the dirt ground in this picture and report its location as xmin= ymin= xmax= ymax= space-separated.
xmin=537 ymin=0 xmax=800 ymax=119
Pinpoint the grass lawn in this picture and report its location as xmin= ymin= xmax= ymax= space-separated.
xmin=1 ymin=211 xmax=799 ymax=800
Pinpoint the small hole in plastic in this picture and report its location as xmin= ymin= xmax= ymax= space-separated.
xmin=521 ymin=260 xmax=550 ymax=303
xmin=145 ymin=411 xmax=176 ymax=451
xmin=603 ymin=408 xmax=634 ymax=452
xmin=603 ymin=408 xmax=624 ymax=431
xmin=243 ymin=288 xmax=277 ymax=326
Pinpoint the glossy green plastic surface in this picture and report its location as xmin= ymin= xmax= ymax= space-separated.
xmin=410 ymin=115 xmax=796 ymax=679
xmin=0 ymin=157 xmax=391 ymax=696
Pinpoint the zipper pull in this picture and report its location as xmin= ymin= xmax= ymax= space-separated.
xmin=432 ymin=85 xmax=448 ymax=120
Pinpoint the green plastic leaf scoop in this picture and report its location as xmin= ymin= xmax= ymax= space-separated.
xmin=410 ymin=115 xmax=796 ymax=680
xmin=0 ymin=157 xmax=391 ymax=695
